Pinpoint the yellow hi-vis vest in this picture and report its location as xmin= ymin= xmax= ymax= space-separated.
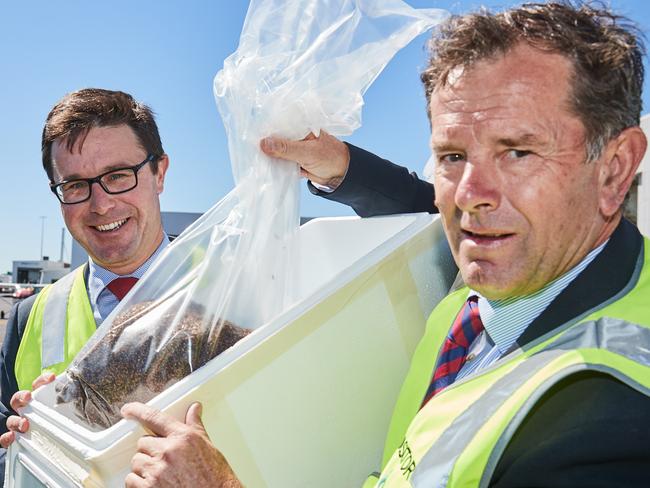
xmin=370 ymin=237 xmax=650 ymax=488
xmin=14 ymin=266 xmax=96 ymax=391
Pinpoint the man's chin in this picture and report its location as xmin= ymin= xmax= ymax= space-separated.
xmin=83 ymin=242 xmax=136 ymax=270
xmin=460 ymin=266 xmax=515 ymax=300
xmin=463 ymin=274 xmax=533 ymax=300
xmin=83 ymin=228 xmax=134 ymax=255
xmin=92 ymin=255 xmax=134 ymax=271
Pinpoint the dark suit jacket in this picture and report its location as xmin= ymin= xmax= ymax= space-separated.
xmin=0 ymin=294 xmax=38 ymax=428
xmin=308 ymin=143 xmax=437 ymax=216
xmin=0 ymin=293 xmax=38 ymax=482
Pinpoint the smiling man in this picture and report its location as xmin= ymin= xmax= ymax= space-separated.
xmin=117 ymin=3 xmax=650 ymax=488
xmin=0 ymin=89 xmax=170 ymax=476
xmin=48 ymin=124 xmax=166 ymax=277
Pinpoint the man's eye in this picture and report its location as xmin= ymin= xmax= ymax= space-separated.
xmin=439 ymin=153 xmax=465 ymax=164
xmin=107 ymin=171 xmax=129 ymax=181
xmin=62 ymin=181 xmax=86 ymax=191
xmin=507 ymin=149 xmax=532 ymax=159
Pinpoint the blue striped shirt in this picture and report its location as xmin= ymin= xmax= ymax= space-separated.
xmin=87 ymin=234 xmax=169 ymax=326
xmin=456 ymin=240 xmax=608 ymax=381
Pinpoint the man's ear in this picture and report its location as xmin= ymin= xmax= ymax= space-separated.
xmin=155 ymin=154 xmax=170 ymax=194
xmin=598 ymin=126 xmax=647 ymax=218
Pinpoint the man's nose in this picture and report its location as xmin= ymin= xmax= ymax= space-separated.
xmin=87 ymin=182 xmax=116 ymax=214
xmin=454 ymin=160 xmax=500 ymax=213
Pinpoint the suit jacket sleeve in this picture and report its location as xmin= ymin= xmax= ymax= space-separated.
xmin=491 ymin=371 xmax=650 ymax=488
xmin=308 ymin=143 xmax=437 ymax=217
xmin=0 ymin=295 xmax=37 ymax=433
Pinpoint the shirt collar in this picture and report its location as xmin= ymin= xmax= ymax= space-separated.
xmin=87 ymin=233 xmax=170 ymax=303
xmin=471 ymin=239 xmax=608 ymax=355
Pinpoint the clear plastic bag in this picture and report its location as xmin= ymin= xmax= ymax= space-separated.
xmin=53 ymin=0 xmax=446 ymax=430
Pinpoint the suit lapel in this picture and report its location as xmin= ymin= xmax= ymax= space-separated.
xmin=516 ymin=219 xmax=643 ymax=348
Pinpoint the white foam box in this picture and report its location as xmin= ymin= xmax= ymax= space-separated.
xmin=6 ymin=214 xmax=456 ymax=488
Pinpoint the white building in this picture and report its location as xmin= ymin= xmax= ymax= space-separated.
xmin=12 ymin=258 xmax=70 ymax=284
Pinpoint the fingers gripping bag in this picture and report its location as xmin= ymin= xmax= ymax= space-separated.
xmin=53 ymin=0 xmax=447 ymax=430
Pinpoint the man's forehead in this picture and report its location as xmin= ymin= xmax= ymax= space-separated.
xmin=432 ymin=44 xmax=573 ymax=103
xmin=428 ymin=48 xmax=580 ymax=145
xmin=51 ymin=125 xmax=145 ymax=178
xmin=54 ymin=124 xmax=138 ymax=150
xmin=428 ymin=105 xmax=540 ymax=142
xmin=431 ymin=77 xmax=562 ymax=117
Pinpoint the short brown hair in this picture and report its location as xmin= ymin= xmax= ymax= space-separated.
xmin=42 ymin=88 xmax=164 ymax=181
xmin=421 ymin=1 xmax=645 ymax=161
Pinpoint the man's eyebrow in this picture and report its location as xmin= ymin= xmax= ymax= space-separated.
xmin=431 ymin=143 xmax=463 ymax=154
xmin=57 ymin=162 xmax=137 ymax=181
xmin=497 ymin=134 xmax=542 ymax=147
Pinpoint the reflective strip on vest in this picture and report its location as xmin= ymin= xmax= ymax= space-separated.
xmin=15 ymin=265 xmax=96 ymax=391
xmin=410 ymin=318 xmax=650 ymax=487
xmin=41 ymin=269 xmax=78 ymax=368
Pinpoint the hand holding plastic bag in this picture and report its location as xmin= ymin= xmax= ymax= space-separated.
xmin=53 ymin=0 xmax=447 ymax=430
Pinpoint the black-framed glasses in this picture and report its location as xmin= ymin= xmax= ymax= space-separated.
xmin=50 ymin=154 xmax=159 ymax=204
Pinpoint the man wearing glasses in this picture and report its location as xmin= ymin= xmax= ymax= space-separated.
xmin=0 ymin=86 xmax=422 ymax=480
xmin=0 ymin=88 xmax=170 ymax=475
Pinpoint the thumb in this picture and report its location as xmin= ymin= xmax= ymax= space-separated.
xmin=32 ymin=372 xmax=56 ymax=390
xmin=260 ymin=136 xmax=312 ymax=163
xmin=185 ymin=402 xmax=206 ymax=430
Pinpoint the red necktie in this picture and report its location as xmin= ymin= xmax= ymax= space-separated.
xmin=106 ymin=277 xmax=138 ymax=301
xmin=420 ymin=296 xmax=484 ymax=408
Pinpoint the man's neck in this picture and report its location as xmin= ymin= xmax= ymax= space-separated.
xmin=592 ymin=212 xmax=622 ymax=249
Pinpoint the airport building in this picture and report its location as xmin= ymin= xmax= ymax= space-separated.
xmin=11 ymin=257 xmax=70 ymax=285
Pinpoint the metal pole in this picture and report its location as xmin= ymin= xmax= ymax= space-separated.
xmin=60 ymin=228 xmax=65 ymax=262
xmin=39 ymin=216 xmax=46 ymax=259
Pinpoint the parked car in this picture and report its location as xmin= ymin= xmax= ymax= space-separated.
xmin=0 ymin=284 xmax=17 ymax=296
xmin=12 ymin=284 xmax=46 ymax=299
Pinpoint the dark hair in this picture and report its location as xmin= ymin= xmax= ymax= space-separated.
xmin=420 ymin=1 xmax=645 ymax=161
xmin=42 ymin=88 xmax=164 ymax=181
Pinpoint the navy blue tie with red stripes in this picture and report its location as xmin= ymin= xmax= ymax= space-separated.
xmin=421 ymin=295 xmax=484 ymax=408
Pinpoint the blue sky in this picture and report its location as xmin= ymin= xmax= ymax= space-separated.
xmin=1 ymin=0 xmax=649 ymax=274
